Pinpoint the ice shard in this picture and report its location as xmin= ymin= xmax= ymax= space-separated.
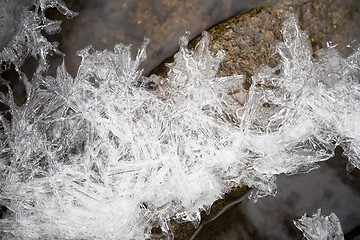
xmin=294 ymin=209 xmax=344 ymax=240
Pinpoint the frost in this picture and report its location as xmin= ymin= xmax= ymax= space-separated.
xmin=0 ymin=3 xmax=360 ymax=240
xmin=294 ymin=209 xmax=344 ymax=240
xmin=0 ymin=0 xmax=77 ymax=72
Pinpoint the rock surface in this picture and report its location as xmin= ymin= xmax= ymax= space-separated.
xmin=151 ymin=0 xmax=360 ymax=239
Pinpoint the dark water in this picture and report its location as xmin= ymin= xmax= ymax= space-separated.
xmin=193 ymin=147 xmax=360 ymax=239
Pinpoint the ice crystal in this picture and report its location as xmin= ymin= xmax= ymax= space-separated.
xmin=294 ymin=209 xmax=344 ymax=240
xmin=0 ymin=2 xmax=359 ymax=239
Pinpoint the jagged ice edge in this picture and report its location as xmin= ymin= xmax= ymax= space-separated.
xmin=294 ymin=209 xmax=344 ymax=240
xmin=0 ymin=0 xmax=78 ymax=74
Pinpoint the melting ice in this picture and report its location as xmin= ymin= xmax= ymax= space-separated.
xmin=294 ymin=209 xmax=344 ymax=240
xmin=0 ymin=1 xmax=359 ymax=239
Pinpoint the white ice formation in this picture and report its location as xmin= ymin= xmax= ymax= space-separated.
xmin=0 ymin=0 xmax=78 ymax=72
xmin=294 ymin=209 xmax=344 ymax=240
xmin=0 ymin=1 xmax=359 ymax=239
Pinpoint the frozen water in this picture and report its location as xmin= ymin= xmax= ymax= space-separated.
xmin=0 ymin=1 xmax=360 ymax=239
xmin=0 ymin=0 xmax=77 ymax=72
xmin=294 ymin=209 xmax=344 ymax=240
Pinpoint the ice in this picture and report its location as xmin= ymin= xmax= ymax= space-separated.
xmin=0 ymin=0 xmax=77 ymax=72
xmin=0 ymin=2 xmax=360 ymax=239
xmin=294 ymin=209 xmax=344 ymax=240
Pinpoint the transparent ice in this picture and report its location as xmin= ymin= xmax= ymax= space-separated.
xmin=0 ymin=0 xmax=77 ymax=72
xmin=294 ymin=209 xmax=344 ymax=240
xmin=0 ymin=1 xmax=360 ymax=239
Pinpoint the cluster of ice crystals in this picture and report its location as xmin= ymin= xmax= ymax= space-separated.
xmin=0 ymin=0 xmax=77 ymax=73
xmin=246 ymin=13 xmax=360 ymax=173
xmin=0 ymin=2 xmax=360 ymax=239
xmin=294 ymin=209 xmax=344 ymax=240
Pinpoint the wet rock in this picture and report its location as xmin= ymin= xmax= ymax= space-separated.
xmin=151 ymin=0 xmax=360 ymax=238
xmin=170 ymin=186 xmax=249 ymax=240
